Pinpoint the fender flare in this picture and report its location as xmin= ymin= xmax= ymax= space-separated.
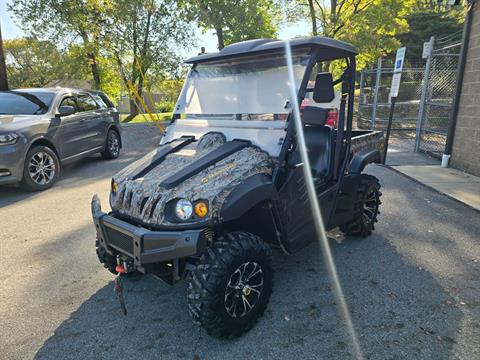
xmin=348 ymin=149 xmax=381 ymax=174
xmin=220 ymin=173 xmax=278 ymax=222
xmin=26 ymin=135 xmax=60 ymax=160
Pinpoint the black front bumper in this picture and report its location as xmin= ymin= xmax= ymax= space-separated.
xmin=92 ymin=195 xmax=206 ymax=272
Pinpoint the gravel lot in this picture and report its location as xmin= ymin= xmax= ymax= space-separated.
xmin=0 ymin=124 xmax=479 ymax=360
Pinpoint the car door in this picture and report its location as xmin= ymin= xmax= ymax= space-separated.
xmin=90 ymin=92 xmax=114 ymax=140
xmin=56 ymin=95 xmax=87 ymax=160
xmin=74 ymin=93 xmax=105 ymax=151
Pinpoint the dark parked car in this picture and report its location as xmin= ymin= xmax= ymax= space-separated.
xmin=0 ymin=88 xmax=122 ymax=191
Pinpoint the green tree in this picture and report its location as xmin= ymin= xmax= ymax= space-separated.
xmin=397 ymin=11 xmax=464 ymax=62
xmin=299 ymin=0 xmax=414 ymax=67
xmin=3 ymin=37 xmax=101 ymax=89
xmin=8 ymin=0 xmax=107 ymax=89
xmin=4 ymin=37 xmax=65 ymax=88
xmin=413 ymin=0 xmax=463 ymax=12
xmin=103 ymin=0 xmax=193 ymax=119
xmin=179 ymin=0 xmax=279 ymax=49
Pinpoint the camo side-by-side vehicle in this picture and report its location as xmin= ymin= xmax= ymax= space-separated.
xmin=92 ymin=36 xmax=385 ymax=338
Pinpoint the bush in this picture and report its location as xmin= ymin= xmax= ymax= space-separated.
xmin=156 ymin=99 xmax=175 ymax=113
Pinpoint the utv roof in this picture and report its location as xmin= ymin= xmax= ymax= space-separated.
xmin=185 ymin=36 xmax=358 ymax=64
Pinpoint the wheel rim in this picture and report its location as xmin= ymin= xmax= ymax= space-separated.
xmin=224 ymin=262 xmax=264 ymax=318
xmin=28 ymin=151 xmax=56 ymax=185
xmin=363 ymin=189 xmax=378 ymax=225
xmin=108 ymin=132 xmax=119 ymax=156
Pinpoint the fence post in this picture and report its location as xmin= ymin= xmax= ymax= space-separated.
xmin=415 ymin=36 xmax=435 ymax=152
xmin=371 ymin=57 xmax=382 ymax=129
xmin=358 ymin=69 xmax=365 ymax=122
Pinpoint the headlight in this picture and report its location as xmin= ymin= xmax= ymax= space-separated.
xmin=175 ymin=199 xmax=193 ymax=220
xmin=0 ymin=132 xmax=19 ymax=145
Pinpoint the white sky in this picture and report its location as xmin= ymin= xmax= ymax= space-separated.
xmin=0 ymin=0 xmax=310 ymax=58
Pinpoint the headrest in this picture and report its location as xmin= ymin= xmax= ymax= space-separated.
xmin=302 ymin=106 xmax=328 ymax=126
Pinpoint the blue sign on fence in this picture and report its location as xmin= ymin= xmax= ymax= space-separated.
xmin=394 ymin=47 xmax=406 ymax=74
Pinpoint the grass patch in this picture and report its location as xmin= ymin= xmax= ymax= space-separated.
xmin=120 ymin=112 xmax=173 ymax=123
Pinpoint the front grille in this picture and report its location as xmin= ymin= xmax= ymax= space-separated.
xmin=104 ymin=226 xmax=134 ymax=254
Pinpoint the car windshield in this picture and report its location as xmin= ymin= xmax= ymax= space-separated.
xmin=176 ymin=51 xmax=310 ymax=120
xmin=0 ymin=91 xmax=55 ymax=115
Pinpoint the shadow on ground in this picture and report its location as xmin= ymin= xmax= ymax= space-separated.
xmin=34 ymin=234 xmax=462 ymax=360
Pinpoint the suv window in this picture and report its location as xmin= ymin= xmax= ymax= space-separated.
xmin=60 ymin=96 xmax=77 ymax=109
xmin=99 ymin=93 xmax=114 ymax=108
xmin=91 ymin=93 xmax=108 ymax=109
xmin=76 ymin=94 xmax=98 ymax=112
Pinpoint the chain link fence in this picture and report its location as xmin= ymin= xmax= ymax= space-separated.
xmin=415 ymin=33 xmax=462 ymax=157
xmin=358 ymin=60 xmax=425 ymax=133
xmin=357 ymin=32 xmax=462 ymax=159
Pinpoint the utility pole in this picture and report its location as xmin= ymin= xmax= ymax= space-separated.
xmin=0 ymin=21 xmax=9 ymax=91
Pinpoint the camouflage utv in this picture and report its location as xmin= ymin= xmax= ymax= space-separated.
xmin=92 ymin=36 xmax=385 ymax=338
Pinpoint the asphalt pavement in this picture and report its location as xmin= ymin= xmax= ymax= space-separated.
xmin=0 ymin=124 xmax=479 ymax=360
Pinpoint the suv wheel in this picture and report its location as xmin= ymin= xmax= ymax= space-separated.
xmin=187 ymin=232 xmax=273 ymax=338
xmin=102 ymin=129 xmax=120 ymax=159
xmin=21 ymin=145 xmax=60 ymax=191
xmin=340 ymin=174 xmax=381 ymax=237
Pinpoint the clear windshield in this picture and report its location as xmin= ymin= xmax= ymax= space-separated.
xmin=175 ymin=52 xmax=310 ymax=120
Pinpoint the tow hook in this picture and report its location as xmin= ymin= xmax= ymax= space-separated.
xmin=113 ymin=255 xmax=134 ymax=316
xmin=114 ymin=274 xmax=127 ymax=316
xmin=116 ymin=254 xmax=135 ymax=273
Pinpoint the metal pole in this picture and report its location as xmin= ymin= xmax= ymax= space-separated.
xmin=371 ymin=57 xmax=382 ymax=129
xmin=382 ymin=96 xmax=396 ymax=164
xmin=358 ymin=69 xmax=365 ymax=121
xmin=415 ymin=36 xmax=434 ymax=152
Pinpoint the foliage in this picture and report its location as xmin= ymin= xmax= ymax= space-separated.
xmin=102 ymin=0 xmax=193 ymax=117
xmin=413 ymin=0 xmax=465 ymax=12
xmin=396 ymin=10 xmax=464 ymax=62
xmin=8 ymin=0 xmax=108 ymax=88
xmin=298 ymin=0 xmax=414 ymax=68
xmin=156 ymin=99 xmax=176 ymax=113
xmin=153 ymin=77 xmax=185 ymax=101
xmin=3 ymin=38 xmax=90 ymax=88
xmin=179 ymin=0 xmax=279 ymax=49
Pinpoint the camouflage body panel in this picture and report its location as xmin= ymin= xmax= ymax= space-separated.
xmin=350 ymin=130 xmax=385 ymax=159
xmin=110 ymin=132 xmax=273 ymax=227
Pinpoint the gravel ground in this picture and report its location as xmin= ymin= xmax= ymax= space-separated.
xmin=0 ymin=124 xmax=479 ymax=360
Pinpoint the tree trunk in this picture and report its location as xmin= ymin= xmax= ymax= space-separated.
xmin=126 ymin=76 xmax=144 ymax=120
xmin=87 ymin=53 xmax=101 ymax=90
xmin=0 ymin=24 xmax=9 ymax=91
xmin=307 ymin=0 xmax=318 ymax=36
xmin=125 ymin=97 xmax=138 ymax=121
xmin=215 ymin=26 xmax=225 ymax=50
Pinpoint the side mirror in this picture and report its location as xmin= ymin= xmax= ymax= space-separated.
xmin=57 ymin=105 xmax=76 ymax=117
xmin=313 ymin=73 xmax=335 ymax=103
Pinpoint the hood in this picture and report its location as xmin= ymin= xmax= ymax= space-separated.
xmin=110 ymin=132 xmax=273 ymax=227
xmin=0 ymin=115 xmax=46 ymax=132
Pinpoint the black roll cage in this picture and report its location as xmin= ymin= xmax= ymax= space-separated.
xmin=274 ymin=49 xmax=356 ymax=190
